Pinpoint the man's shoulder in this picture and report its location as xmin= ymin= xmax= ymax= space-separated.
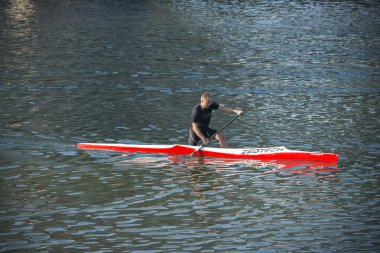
xmin=211 ymin=102 xmax=219 ymax=109
xmin=192 ymin=104 xmax=202 ymax=115
xmin=192 ymin=104 xmax=201 ymax=111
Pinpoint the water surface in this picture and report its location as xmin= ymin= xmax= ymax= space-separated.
xmin=1 ymin=0 xmax=379 ymax=252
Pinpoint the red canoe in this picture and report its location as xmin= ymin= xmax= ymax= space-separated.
xmin=77 ymin=143 xmax=339 ymax=162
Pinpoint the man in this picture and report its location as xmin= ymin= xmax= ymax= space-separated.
xmin=189 ymin=92 xmax=243 ymax=148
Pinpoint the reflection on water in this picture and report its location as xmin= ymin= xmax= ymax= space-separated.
xmin=1 ymin=0 xmax=379 ymax=252
xmin=2 ymin=0 xmax=38 ymax=85
xmin=4 ymin=0 xmax=36 ymax=39
xmin=110 ymin=153 xmax=339 ymax=179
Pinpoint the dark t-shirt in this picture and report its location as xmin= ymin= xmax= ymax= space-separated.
xmin=191 ymin=102 xmax=219 ymax=131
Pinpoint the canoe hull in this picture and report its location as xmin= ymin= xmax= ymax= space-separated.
xmin=77 ymin=143 xmax=339 ymax=162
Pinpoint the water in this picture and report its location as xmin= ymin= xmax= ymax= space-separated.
xmin=1 ymin=0 xmax=379 ymax=252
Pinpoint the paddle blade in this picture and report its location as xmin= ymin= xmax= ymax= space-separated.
xmin=189 ymin=144 xmax=204 ymax=157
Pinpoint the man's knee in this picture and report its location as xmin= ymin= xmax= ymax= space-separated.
xmin=215 ymin=133 xmax=225 ymax=140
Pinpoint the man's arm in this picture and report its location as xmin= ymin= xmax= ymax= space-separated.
xmin=219 ymin=105 xmax=243 ymax=115
xmin=192 ymin=123 xmax=209 ymax=145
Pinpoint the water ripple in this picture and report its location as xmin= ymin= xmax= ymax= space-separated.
xmin=1 ymin=0 xmax=379 ymax=252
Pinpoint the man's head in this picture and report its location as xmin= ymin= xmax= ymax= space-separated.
xmin=200 ymin=92 xmax=213 ymax=109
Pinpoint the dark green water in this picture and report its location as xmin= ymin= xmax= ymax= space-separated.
xmin=1 ymin=1 xmax=379 ymax=252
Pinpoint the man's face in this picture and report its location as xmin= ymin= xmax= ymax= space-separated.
xmin=201 ymin=97 xmax=212 ymax=109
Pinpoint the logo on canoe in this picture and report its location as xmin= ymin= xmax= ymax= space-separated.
xmin=241 ymin=147 xmax=285 ymax=154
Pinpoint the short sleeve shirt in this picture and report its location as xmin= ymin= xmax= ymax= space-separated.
xmin=191 ymin=102 xmax=219 ymax=131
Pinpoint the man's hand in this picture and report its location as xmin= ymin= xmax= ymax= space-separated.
xmin=202 ymin=138 xmax=210 ymax=145
xmin=235 ymin=109 xmax=243 ymax=116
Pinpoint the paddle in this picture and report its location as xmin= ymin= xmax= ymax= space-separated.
xmin=189 ymin=113 xmax=241 ymax=156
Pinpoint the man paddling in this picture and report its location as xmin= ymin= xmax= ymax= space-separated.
xmin=189 ymin=92 xmax=243 ymax=148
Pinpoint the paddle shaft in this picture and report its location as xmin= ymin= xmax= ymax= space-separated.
xmin=190 ymin=113 xmax=240 ymax=156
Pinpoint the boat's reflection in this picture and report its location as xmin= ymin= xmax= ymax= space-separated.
xmin=120 ymin=154 xmax=338 ymax=179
